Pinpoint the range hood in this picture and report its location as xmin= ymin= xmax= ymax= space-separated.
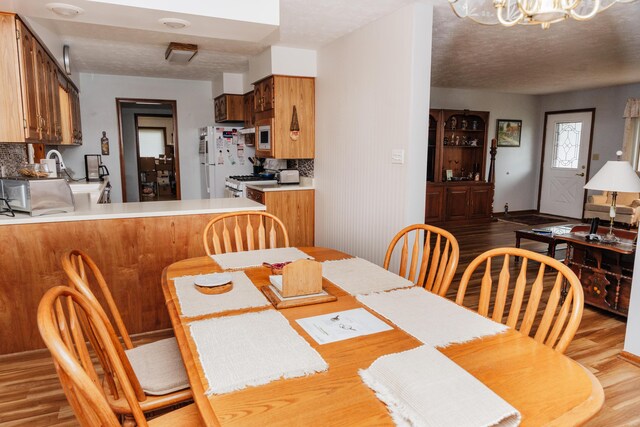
xmin=238 ymin=127 xmax=255 ymax=134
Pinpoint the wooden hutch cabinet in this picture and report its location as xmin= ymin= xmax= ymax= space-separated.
xmin=426 ymin=109 xmax=494 ymax=224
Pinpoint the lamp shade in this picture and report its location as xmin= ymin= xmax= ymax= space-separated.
xmin=584 ymin=161 xmax=640 ymax=192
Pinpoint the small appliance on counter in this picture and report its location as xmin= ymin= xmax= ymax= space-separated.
xmin=0 ymin=177 xmax=75 ymax=216
xmin=278 ymin=169 xmax=300 ymax=185
xmin=85 ymin=154 xmax=110 ymax=182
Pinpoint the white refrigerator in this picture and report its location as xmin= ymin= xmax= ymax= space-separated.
xmin=199 ymin=126 xmax=255 ymax=198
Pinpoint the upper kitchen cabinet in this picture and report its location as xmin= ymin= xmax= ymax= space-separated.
xmin=0 ymin=13 xmax=81 ymax=145
xmin=243 ymin=91 xmax=255 ymax=128
xmin=254 ymin=75 xmax=315 ymax=159
xmin=214 ymin=93 xmax=244 ymax=122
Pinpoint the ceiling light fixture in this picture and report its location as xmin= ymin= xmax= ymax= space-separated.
xmin=165 ymin=42 xmax=198 ymax=64
xmin=46 ymin=2 xmax=84 ymax=17
xmin=159 ymin=18 xmax=191 ymax=29
xmin=448 ymin=0 xmax=637 ymax=29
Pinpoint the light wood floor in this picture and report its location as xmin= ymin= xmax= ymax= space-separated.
xmin=1 ymin=219 xmax=639 ymax=426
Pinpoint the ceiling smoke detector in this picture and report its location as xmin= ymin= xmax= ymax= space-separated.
xmin=165 ymin=42 xmax=198 ymax=64
xmin=46 ymin=3 xmax=84 ymax=17
xmin=159 ymin=18 xmax=191 ymax=29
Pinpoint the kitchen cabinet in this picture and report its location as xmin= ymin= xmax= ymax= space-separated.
xmin=214 ymin=93 xmax=244 ymax=122
xmin=0 ymin=13 xmax=81 ymax=145
xmin=253 ymin=77 xmax=274 ymax=113
xmin=15 ymin=18 xmax=38 ymax=141
xmin=243 ymin=91 xmax=255 ymax=128
xmin=246 ymin=187 xmax=315 ymax=246
xmin=425 ymin=109 xmax=494 ymax=224
xmin=254 ymin=75 xmax=315 ymax=159
xmin=68 ymin=85 xmax=82 ymax=144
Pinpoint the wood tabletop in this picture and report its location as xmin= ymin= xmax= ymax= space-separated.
xmin=161 ymin=247 xmax=604 ymax=426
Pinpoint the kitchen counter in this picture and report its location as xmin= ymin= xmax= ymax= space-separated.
xmin=69 ymin=179 xmax=110 ymax=208
xmin=0 ymin=197 xmax=265 ymax=225
xmin=246 ymin=177 xmax=314 ymax=192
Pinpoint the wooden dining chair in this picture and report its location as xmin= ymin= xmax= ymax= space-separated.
xmin=37 ymin=286 xmax=210 ymax=427
xmin=383 ymin=224 xmax=460 ymax=296
xmin=60 ymin=250 xmax=192 ymax=419
xmin=455 ymin=247 xmax=584 ymax=353
xmin=203 ymin=211 xmax=290 ymax=255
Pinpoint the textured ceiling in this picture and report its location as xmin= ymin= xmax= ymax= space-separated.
xmin=22 ymin=1 xmax=640 ymax=93
xmin=32 ymin=19 xmax=265 ymax=80
xmin=431 ymin=1 xmax=640 ymax=94
xmin=277 ymin=0 xmax=415 ymax=48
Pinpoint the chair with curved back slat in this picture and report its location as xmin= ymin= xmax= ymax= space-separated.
xmin=37 ymin=286 xmax=209 ymax=427
xmin=383 ymin=224 xmax=459 ymax=296
xmin=60 ymin=250 xmax=192 ymax=423
xmin=203 ymin=211 xmax=290 ymax=256
xmin=455 ymin=247 xmax=584 ymax=353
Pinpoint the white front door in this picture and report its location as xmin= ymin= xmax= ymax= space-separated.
xmin=539 ymin=111 xmax=593 ymax=218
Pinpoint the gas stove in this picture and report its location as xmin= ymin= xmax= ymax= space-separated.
xmin=225 ymin=175 xmax=278 ymax=197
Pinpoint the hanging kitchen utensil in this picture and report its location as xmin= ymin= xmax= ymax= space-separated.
xmin=290 ymin=105 xmax=300 ymax=141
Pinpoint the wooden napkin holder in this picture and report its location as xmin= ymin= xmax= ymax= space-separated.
xmin=261 ymin=259 xmax=337 ymax=309
xmin=281 ymin=259 xmax=322 ymax=297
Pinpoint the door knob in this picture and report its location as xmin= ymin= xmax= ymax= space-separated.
xmin=575 ymin=172 xmax=585 ymax=177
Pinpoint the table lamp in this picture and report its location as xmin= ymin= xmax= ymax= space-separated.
xmin=583 ymin=151 xmax=640 ymax=242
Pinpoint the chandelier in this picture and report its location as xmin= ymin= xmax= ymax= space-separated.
xmin=448 ymin=0 xmax=636 ymax=29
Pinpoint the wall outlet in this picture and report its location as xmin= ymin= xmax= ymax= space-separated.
xmin=391 ymin=149 xmax=404 ymax=164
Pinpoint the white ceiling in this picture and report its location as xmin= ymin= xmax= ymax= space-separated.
xmin=5 ymin=0 xmax=640 ymax=94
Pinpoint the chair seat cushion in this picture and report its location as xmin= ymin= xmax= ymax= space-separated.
xmin=125 ymin=337 xmax=189 ymax=396
xmin=584 ymin=203 xmax=635 ymax=215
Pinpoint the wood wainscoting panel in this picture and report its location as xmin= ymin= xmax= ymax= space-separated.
xmin=0 ymin=213 xmax=220 ymax=354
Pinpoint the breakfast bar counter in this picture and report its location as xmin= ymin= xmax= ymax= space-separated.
xmin=0 ymin=197 xmax=264 ymax=225
xmin=0 ymin=198 xmax=265 ymax=354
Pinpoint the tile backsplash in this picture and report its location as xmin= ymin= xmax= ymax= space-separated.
xmin=287 ymin=159 xmax=314 ymax=177
xmin=0 ymin=143 xmax=27 ymax=177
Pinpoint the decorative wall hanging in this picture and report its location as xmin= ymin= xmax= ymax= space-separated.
xmin=290 ymin=105 xmax=300 ymax=141
xmin=496 ymin=119 xmax=522 ymax=147
xmin=100 ymin=131 xmax=110 ymax=155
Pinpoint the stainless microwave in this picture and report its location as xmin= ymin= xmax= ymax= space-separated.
xmin=257 ymin=119 xmax=272 ymax=153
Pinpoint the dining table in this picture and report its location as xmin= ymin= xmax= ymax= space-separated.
xmin=161 ymin=247 xmax=604 ymax=426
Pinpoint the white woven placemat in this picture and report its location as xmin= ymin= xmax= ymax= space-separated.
xmin=357 ymin=287 xmax=508 ymax=347
xmin=188 ymin=310 xmax=328 ymax=395
xmin=322 ymin=257 xmax=414 ymax=295
xmin=210 ymin=247 xmax=313 ymax=270
xmin=173 ymin=271 xmax=270 ymax=317
xmin=360 ymin=345 xmax=521 ymax=427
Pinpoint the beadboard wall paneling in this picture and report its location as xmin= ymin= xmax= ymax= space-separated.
xmin=315 ymin=3 xmax=432 ymax=266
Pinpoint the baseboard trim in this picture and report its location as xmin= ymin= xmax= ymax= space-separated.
xmin=619 ymin=351 xmax=640 ymax=367
xmin=492 ymin=209 xmax=538 ymax=218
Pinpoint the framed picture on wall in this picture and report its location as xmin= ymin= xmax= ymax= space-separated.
xmin=496 ymin=119 xmax=522 ymax=147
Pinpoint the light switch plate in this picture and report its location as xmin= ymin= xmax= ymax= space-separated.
xmin=391 ymin=149 xmax=405 ymax=164
xmin=592 ymin=153 xmax=600 ymax=161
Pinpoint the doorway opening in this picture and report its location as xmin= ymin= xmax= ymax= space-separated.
xmin=116 ymin=99 xmax=180 ymax=202
xmin=538 ymin=109 xmax=595 ymax=218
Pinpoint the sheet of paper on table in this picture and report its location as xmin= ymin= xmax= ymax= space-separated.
xmin=296 ymin=308 xmax=393 ymax=345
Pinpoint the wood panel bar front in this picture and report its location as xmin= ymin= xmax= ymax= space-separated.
xmin=0 ymin=213 xmax=223 ymax=354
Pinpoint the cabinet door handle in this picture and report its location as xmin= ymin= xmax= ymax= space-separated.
xmin=575 ymin=172 xmax=585 ymax=177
